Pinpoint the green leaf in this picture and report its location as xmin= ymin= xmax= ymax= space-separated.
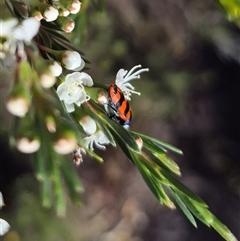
xmin=84 ymin=148 xmax=104 ymax=163
xmin=168 ymin=187 xmax=197 ymax=227
xmin=51 ymin=153 xmax=66 ymax=217
xmin=130 ymin=131 xmax=183 ymax=155
xmin=215 ymin=0 xmax=240 ymax=26
xmin=130 ymin=130 xmax=167 ymax=153
xmin=175 ymin=190 xmax=212 ymax=226
xmin=132 ymin=151 xmax=175 ymax=209
xmin=135 ymin=159 xmax=164 ymax=203
xmin=32 ymin=149 xmax=48 ymax=182
xmin=60 ymin=156 xmax=83 ymax=205
xmin=40 ymin=177 xmax=52 ymax=208
xmin=150 ymin=174 xmax=176 ymax=209
xmin=39 ymin=28 xmax=53 ymax=51
xmin=153 ymin=152 xmax=181 ymax=176
xmin=160 ymin=169 xmax=208 ymax=207
xmin=106 ymin=119 xmax=140 ymax=153
xmin=211 ymin=215 xmax=238 ymax=241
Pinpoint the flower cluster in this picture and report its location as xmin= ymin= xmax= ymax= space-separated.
xmin=0 ymin=0 xmax=150 ymax=205
xmin=1 ymin=0 xmax=149 ymax=160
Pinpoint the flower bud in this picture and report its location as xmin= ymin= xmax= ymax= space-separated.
xmin=39 ymin=71 xmax=56 ymax=88
xmin=73 ymin=146 xmax=85 ymax=165
xmin=45 ymin=116 xmax=56 ymax=133
xmin=44 ymin=6 xmax=59 ymax=22
xmin=5 ymin=63 xmax=31 ymax=117
xmin=135 ymin=137 xmax=143 ymax=150
xmin=16 ymin=137 xmax=41 ymax=153
xmin=6 ymin=96 xmax=29 ymax=117
xmin=32 ymin=9 xmax=43 ymax=21
xmin=61 ymin=50 xmax=85 ymax=71
xmin=53 ymin=135 xmax=76 ymax=154
xmin=79 ymin=116 xmax=97 ymax=135
xmin=69 ymin=0 xmax=81 ymax=14
xmin=97 ymin=90 xmax=108 ymax=104
xmin=49 ymin=61 xmax=62 ymax=77
xmin=58 ymin=8 xmax=70 ymax=17
xmin=55 ymin=16 xmax=75 ymax=33
xmin=38 ymin=4 xmax=59 ymax=22
xmin=34 ymin=58 xmax=58 ymax=87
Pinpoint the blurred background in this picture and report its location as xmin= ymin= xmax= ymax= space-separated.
xmin=1 ymin=0 xmax=240 ymax=240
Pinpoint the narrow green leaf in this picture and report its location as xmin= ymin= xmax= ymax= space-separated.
xmin=106 ymin=119 xmax=140 ymax=153
xmin=51 ymin=160 xmax=66 ymax=217
xmin=130 ymin=131 xmax=183 ymax=155
xmin=160 ymin=169 xmax=208 ymax=207
xmin=40 ymin=177 xmax=52 ymax=208
xmin=39 ymin=28 xmax=53 ymax=50
xmin=153 ymin=152 xmax=181 ymax=176
xmin=150 ymin=174 xmax=176 ymax=209
xmin=60 ymin=156 xmax=83 ymax=205
xmin=132 ymin=151 xmax=175 ymax=209
xmin=211 ymin=215 xmax=238 ymax=241
xmin=32 ymin=150 xmax=47 ymax=181
xmin=175 ymin=190 xmax=212 ymax=226
xmin=109 ymin=129 xmax=133 ymax=161
xmin=134 ymin=159 xmax=164 ymax=203
xmin=168 ymin=187 xmax=197 ymax=227
xmin=130 ymin=130 xmax=167 ymax=153
xmin=84 ymin=148 xmax=104 ymax=163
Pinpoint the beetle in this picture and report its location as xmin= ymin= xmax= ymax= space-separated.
xmin=107 ymin=83 xmax=132 ymax=127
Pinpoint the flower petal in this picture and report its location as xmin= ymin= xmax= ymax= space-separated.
xmin=0 ymin=192 xmax=3 ymax=208
xmin=79 ymin=72 xmax=94 ymax=86
xmin=64 ymin=102 xmax=75 ymax=113
xmin=56 ymin=82 xmax=67 ymax=100
xmin=80 ymin=116 xmax=97 ymax=135
xmin=13 ymin=18 xmax=40 ymax=42
xmin=0 ymin=19 xmax=18 ymax=36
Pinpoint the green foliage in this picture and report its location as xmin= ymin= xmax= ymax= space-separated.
xmin=0 ymin=1 xmax=238 ymax=241
xmin=214 ymin=0 xmax=240 ymax=27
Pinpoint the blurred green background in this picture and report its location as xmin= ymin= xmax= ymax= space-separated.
xmin=1 ymin=0 xmax=240 ymax=240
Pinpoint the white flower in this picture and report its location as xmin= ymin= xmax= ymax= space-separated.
xmin=115 ymin=64 xmax=149 ymax=100
xmin=57 ymin=72 xmax=93 ymax=112
xmin=62 ymin=51 xmax=85 ymax=71
xmin=0 ymin=192 xmax=10 ymax=237
xmin=0 ymin=18 xmax=40 ymax=60
xmin=80 ymin=116 xmax=110 ymax=151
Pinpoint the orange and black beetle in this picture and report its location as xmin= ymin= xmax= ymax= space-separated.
xmin=107 ymin=83 xmax=132 ymax=127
